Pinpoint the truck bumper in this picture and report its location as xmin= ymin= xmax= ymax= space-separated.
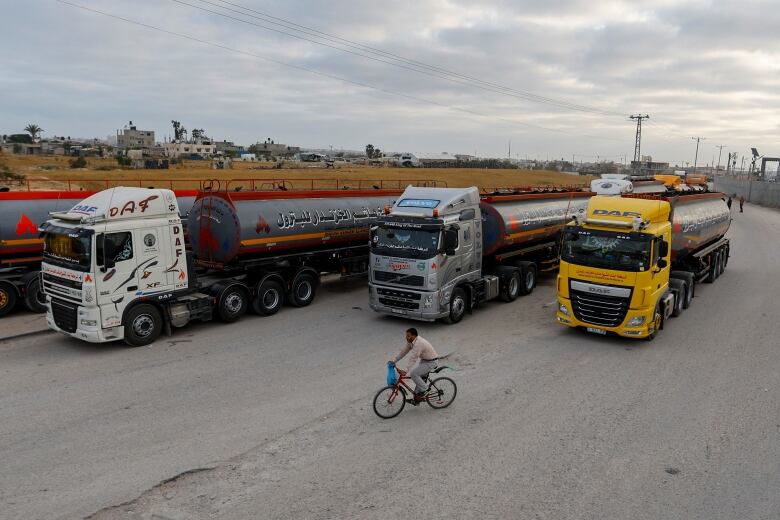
xmin=46 ymin=302 xmax=124 ymax=343
xmin=368 ymin=283 xmax=444 ymax=321
xmin=556 ymin=297 xmax=656 ymax=339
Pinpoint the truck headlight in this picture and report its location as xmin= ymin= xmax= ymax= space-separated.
xmin=423 ymin=294 xmax=433 ymax=308
xmin=559 ymin=303 xmax=569 ymax=316
xmin=627 ymin=316 xmax=646 ymax=327
xmin=80 ymin=319 xmax=98 ymax=327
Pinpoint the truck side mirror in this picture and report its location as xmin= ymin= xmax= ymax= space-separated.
xmin=444 ymin=228 xmax=458 ymax=255
xmin=657 ymin=258 xmax=668 ymax=269
xmin=659 ymin=240 xmax=669 ymax=258
xmin=459 ymin=208 xmax=475 ymax=221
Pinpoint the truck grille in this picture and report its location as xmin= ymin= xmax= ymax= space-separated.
xmin=51 ymin=298 xmax=78 ymax=333
xmin=570 ymin=290 xmax=630 ymax=328
xmin=377 ymin=287 xmax=420 ymax=310
xmin=374 ymin=271 xmax=425 ymax=287
xmin=43 ymin=273 xmax=82 ymax=290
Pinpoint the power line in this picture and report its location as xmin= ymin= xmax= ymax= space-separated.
xmin=172 ymin=0 xmax=625 ymax=117
xmin=53 ymin=0 xmax=624 ymax=143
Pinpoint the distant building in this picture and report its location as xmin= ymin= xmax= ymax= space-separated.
xmin=416 ymin=152 xmax=459 ymax=166
xmin=164 ymin=141 xmax=216 ymax=159
xmin=630 ymin=159 xmax=670 ymax=176
xmin=116 ymin=121 xmax=155 ymax=149
xmin=253 ymin=138 xmax=300 ymax=158
xmin=215 ymin=140 xmax=244 ymax=155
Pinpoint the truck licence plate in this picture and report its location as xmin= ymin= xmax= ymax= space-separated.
xmin=586 ymin=327 xmax=607 ymax=335
xmin=391 ymin=308 xmax=407 ymax=315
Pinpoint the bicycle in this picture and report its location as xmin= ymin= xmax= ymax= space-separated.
xmin=373 ymin=364 xmax=457 ymax=419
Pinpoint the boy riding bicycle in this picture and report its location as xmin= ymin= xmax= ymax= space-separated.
xmin=390 ymin=328 xmax=438 ymax=404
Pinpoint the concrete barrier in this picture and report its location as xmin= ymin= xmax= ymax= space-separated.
xmin=714 ymin=177 xmax=780 ymax=209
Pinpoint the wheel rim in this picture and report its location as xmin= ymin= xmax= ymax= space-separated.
xmin=0 ymin=290 xmax=8 ymax=309
xmin=525 ymin=271 xmax=535 ymax=290
xmin=35 ymin=289 xmax=47 ymax=306
xmin=654 ymin=312 xmax=662 ymax=331
xmin=452 ymin=295 xmax=465 ymax=317
xmin=224 ymin=292 xmax=243 ymax=314
xmin=132 ymin=314 xmax=154 ymax=337
xmin=375 ymin=387 xmax=404 ymax=417
xmin=262 ymin=289 xmax=279 ymax=309
xmin=296 ymin=280 xmax=312 ymax=301
xmin=509 ymin=276 xmax=519 ymax=296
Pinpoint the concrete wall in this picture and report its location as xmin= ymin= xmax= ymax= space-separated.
xmin=715 ymin=176 xmax=780 ymax=208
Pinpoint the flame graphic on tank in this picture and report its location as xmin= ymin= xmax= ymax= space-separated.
xmin=15 ymin=213 xmax=38 ymax=236
xmin=256 ymin=214 xmax=271 ymax=234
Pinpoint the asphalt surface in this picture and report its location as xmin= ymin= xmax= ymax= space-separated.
xmin=1 ymin=204 xmax=778 ymax=520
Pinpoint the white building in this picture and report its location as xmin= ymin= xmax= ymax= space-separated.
xmin=164 ymin=141 xmax=216 ymax=158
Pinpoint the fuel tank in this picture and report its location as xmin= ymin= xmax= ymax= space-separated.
xmin=670 ymin=193 xmax=730 ymax=260
xmin=187 ymin=190 xmax=401 ymax=264
xmin=480 ymin=192 xmax=593 ymax=256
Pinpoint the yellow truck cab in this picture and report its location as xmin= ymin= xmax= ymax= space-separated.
xmin=556 ymin=193 xmax=730 ymax=340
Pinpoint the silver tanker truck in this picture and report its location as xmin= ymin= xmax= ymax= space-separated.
xmin=40 ymin=186 xmax=400 ymax=346
xmin=368 ymin=186 xmax=593 ymax=323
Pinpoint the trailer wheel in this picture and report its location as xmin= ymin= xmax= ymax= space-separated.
xmin=253 ymin=280 xmax=284 ymax=316
xmin=124 ymin=304 xmax=162 ymax=347
xmin=669 ymin=279 xmax=685 ymax=317
xmin=718 ymin=247 xmax=728 ymax=275
xmin=289 ymin=274 xmax=316 ymax=307
xmin=443 ymin=287 xmax=466 ymax=324
xmin=705 ymin=251 xmax=719 ymax=283
xmin=518 ymin=262 xmax=537 ymax=296
xmin=500 ymin=270 xmax=521 ymax=302
xmin=0 ymin=282 xmax=17 ymax=318
xmin=217 ymin=284 xmax=249 ymax=322
xmin=24 ymin=278 xmax=47 ymax=313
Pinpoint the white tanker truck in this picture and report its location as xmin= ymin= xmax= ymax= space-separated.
xmin=40 ymin=186 xmax=402 ymax=346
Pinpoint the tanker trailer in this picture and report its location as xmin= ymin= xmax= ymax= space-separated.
xmin=556 ymin=192 xmax=731 ymax=340
xmin=41 ymin=186 xmax=401 ymax=346
xmin=368 ymin=185 xmax=593 ymax=323
xmin=0 ymin=189 xmax=197 ymax=317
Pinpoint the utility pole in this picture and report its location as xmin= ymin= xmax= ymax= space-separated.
xmin=691 ymin=136 xmax=706 ymax=174
xmin=740 ymin=156 xmax=746 ymax=175
xmin=630 ymin=114 xmax=650 ymax=176
xmin=715 ymin=145 xmax=726 ymax=173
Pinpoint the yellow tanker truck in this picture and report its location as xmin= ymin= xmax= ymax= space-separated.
xmin=556 ymin=192 xmax=730 ymax=340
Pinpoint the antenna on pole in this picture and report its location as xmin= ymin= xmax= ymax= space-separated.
xmin=629 ymin=114 xmax=650 ymax=176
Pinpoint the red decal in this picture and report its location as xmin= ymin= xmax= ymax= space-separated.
xmin=15 ymin=213 xmax=38 ymax=236
xmin=178 ymin=270 xmax=186 ymax=280
xmin=84 ymin=274 xmax=93 ymax=283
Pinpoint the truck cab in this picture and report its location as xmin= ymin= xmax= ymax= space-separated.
xmin=41 ymin=187 xmax=190 ymax=343
xmin=556 ymin=196 xmax=673 ymax=339
xmin=368 ymin=187 xmax=486 ymax=322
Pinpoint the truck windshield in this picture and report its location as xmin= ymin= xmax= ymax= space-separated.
xmin=42 ymin=231 xmax=92 ymax=272
xmin=372 ymin=227 xmax=440 ymax=259
xmin=561 ymin=228 xmax=651 ymax=272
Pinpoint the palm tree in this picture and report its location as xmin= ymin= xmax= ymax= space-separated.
xmin=24 ymin=124 xmax=43 ymax=142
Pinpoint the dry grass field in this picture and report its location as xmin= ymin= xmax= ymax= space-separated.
xmin=0 ymin=153 xmax=592 ymax=192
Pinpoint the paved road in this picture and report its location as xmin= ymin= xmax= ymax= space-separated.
xmin=1 ymin=204 xmax=779 ymax=519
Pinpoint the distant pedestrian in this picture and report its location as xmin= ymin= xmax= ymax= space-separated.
xmin=739 ymin=195 xmax=745 ymax=213
xmin=727 ymin=196 xmax=732 ymax=210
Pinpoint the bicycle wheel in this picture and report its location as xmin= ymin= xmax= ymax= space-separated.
xmin=426 ymin=377 xmax=457 ymax=409
xmin=373 ymin=385 xmax=407 ymax=419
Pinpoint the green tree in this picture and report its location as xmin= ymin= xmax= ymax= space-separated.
xmin=365 ymin=144 xmax=375 ymax=159
xmin=24 ymin=124 xmax=43 ymax=142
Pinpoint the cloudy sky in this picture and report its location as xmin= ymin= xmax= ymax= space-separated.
xmin=3 ymin=0 xmax=779 ymax=165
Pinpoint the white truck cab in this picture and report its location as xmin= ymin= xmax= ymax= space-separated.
xmin=41 ymin=187 xmax=189 ymax=344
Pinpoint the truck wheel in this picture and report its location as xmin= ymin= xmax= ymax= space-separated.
xmin=669 ymin=280 xmax=685 ymax=317
xmin=705 ymin=252 xmax=719 ymax=283
xmin=671 ymin=272 xmax=695 ymax=309
xmin=719 ymin=247 xmax=727 ymax=275
xmin=500 ymin=270 xmax=521 ymax=302
xmin=217 ymin=284 xmax=249 ymax=322
xmin=24 ymin=278 xmax=47 ymax=313
xmin=646 ymin=305 xmax=663 ymax=341
xmin=289 ymin=274 xmax=316 ymax=307
xmin=124 ymin=304 xmax=162 ymax=347
xmin=518 ymin=263 xmax=537 ymax=296
xmin=253 ymin=280 xmax=284 ymax=316
xmin=0 ymin=282 xmax=17 ymax=318
xmin=443 ymin=287 xmax=466 ymax=324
